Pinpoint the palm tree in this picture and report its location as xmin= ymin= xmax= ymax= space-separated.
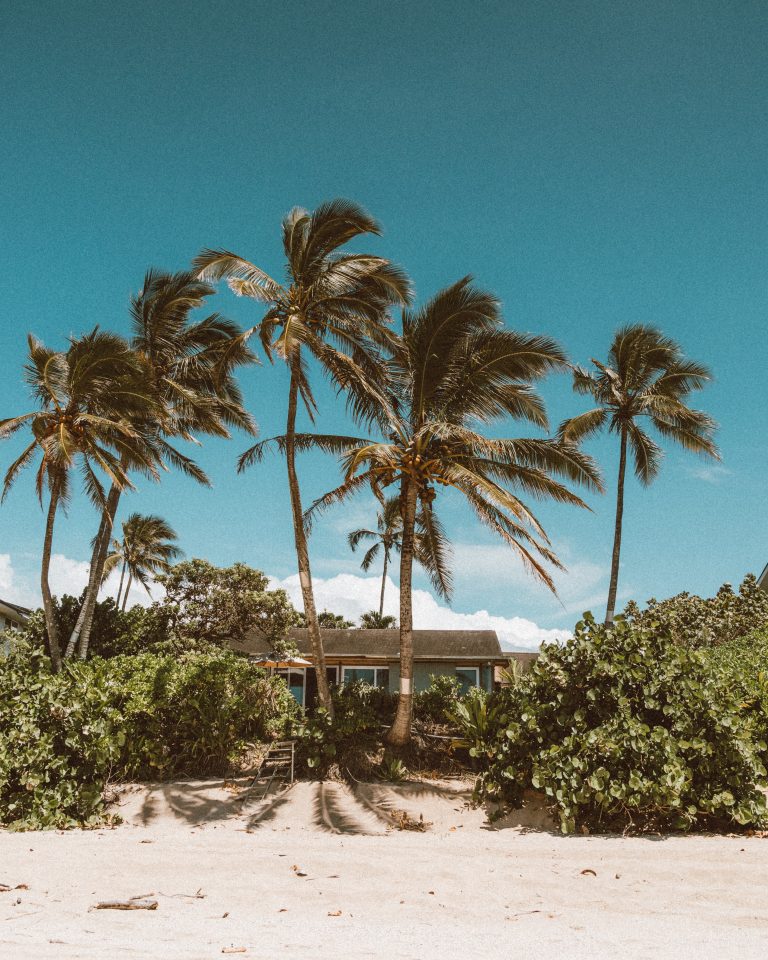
xmin=309 ymin=278 xmax=602 ymax=744
xmin=104 ymin=513 xmax=182 ymax=611
xmin=194 ymin=199 xmax=411 ymax=713
xmin=1 ymin=331 xmax=158 ymax=670
xmin=67 ymin=270 xmax=257 ymax=660
xmin=348 ymin=494 xmax=443 ymax=617
xmin=359 ymin=610 xmax=397 ymax=629
xmin=558 ymin=324 xmax=719 ymax=626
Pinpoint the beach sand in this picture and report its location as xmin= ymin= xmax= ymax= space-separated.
xmin=1 ymin=777 xmax=767 ymax=959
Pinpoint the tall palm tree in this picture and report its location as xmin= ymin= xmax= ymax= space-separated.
xmin=103 ymin=513 xmax=182 ymax=611
xmin=309 ymin=278 xmax=602 ymax=744
xmin=348 ymin=494 xmax=444 ymax=617
xmin=558 ymin=324 xmax=719 ymax=626
xmin=194 ymin=199 xmax=411 ymax=713
xmin=1 ymin=331 xmax=158 ymax=670
xmin=67 ymin=270 xmax=257 ymax=660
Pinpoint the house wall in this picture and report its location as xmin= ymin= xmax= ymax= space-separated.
xmin=384 ymin=661 xmax=495 ymax=694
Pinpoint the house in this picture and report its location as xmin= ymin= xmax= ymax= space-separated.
xmin=758 ymin=563 xmax=768 ymax=593
xmin=0 ymin=598 xmax=30 ymax=633
xmin=232 ymin=627 xmax=513 ymax=708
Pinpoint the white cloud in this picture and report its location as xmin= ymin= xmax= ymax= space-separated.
xmin=269 ymin=571 xmax=569 ymax=651
xmin=451 ymin=541 xmax=608 ymax=616
xmin=685 ymin=463 xmax=732 ymax=484
xmin=0 ymin=553 xmax=157 ymax=609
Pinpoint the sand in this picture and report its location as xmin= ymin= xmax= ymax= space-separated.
xmin=1 ymin=777 xmax=767 ymax=959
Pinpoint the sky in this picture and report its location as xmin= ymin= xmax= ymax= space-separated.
xmin=1 ymin=0 xmax=766 ymax=648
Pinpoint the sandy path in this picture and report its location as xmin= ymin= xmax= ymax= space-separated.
xmin=1 ymin=780 xmax=767 ymax=959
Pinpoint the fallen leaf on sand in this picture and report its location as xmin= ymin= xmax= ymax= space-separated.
xmin=221 ymin=949 xmax=247 ymax=955
xmin=327 ymin=910 xmax=342 ymax=917
xmin=580 ymin=869 xmax=597 ymax=877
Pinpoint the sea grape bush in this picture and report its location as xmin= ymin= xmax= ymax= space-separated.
xmin=465 ymin=614 xmax=768 ymax=833
xmin=623 ymin=574 xmax=768 ymax=648
xmin=0 ymin=647 xmax=296 ymax=829
xmin=706 ymin=626 xmax=768 ymax=764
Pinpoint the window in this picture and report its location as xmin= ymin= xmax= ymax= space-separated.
xmin=276 ymin=668 xmax=306 ymax=707
xmin=455 ymin=667 xmax=480 ymax=694
xmin=342 ymin=666 xmax=390 ymax=690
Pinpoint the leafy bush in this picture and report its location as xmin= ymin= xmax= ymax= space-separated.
xmin=467 ymin=614 xmax=767 ymax=833
xmin=0 ymin=648 xmax=297 ymax=829
xmin=623 ymin=574 xmax=768 ymax=648
xmin=705 ymin=626 xmax=768 ymax=763
xmin=293 ymin=681 xmax=395 ymax=774
xmin=414 ymin=674 xmax=462 ymax=723
xmin=0 ymin=648 xmax=125 ymax=829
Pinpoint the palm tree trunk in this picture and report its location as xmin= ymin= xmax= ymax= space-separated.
xmin=41 ymin=476 xmax=63 ymax=673
xmin=121 ymin=573 xmax=133 ymax=613
xmin=285 ymin=361 xmax=333 ymax=715
xmin=115 ymin=558 xmax=127 ymax=609
xmin=387 ymin=479 xmax=417 ymax=746
xmin=605 ymin=427 xmax=627 ymax=626
xmin=379 ymin=550 xmax=388 ymax=618
xmin=65 ymin=480 xmax=121 ymax=659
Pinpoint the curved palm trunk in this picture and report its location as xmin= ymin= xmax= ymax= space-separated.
xmin=121 ymin=573 xmax=133 ymax=613
xmin=41 ymin=476 xmax=63 ymax=673
xmin=387 ymin=479 xmax=417 ymax=746
xmin=115 ymin=557 xmax=127 ymax=609
xmin=65 ymin=480 xmax=122 ymax=659
xmin=286 ymin=360 xmax=333 ymax=715
xmin=379 ymin=550 xmax=388 ymax=618
xmin=605 ymin=427 xmax=627 ymax=626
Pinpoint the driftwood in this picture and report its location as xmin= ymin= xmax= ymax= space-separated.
xmin=93 ymin=899 xmax=158 ymax=911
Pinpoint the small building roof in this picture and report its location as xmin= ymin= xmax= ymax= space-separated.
xmin=758 ymin=563 xmax=768 ymax=593
xmin=0 ymin=599 xmax=31 ymax=621
xmin=234 ymin=627 xmax=507 ymax=662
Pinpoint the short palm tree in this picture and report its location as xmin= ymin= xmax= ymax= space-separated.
xmin=104 ymin=513 xmax=182 ymax=611
xmin=194 ymin=199 xmax=411 ymax=713
xmin=309 ymin=278 xmax=602 ymax=744
xmin=558 ymin=324 xmax=719 ymax=626
xmin=348 ymin=494 xmax=446 ymax=617
xmin=1 ymin=331 xmax=158 ymax=670
xmin=359 ymin=610 xmax=397 ymax=629
xmin=67 ymin=270 xmax=257 ymax=659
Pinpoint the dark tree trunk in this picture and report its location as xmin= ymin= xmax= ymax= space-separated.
xmin=41 ymin=476 xmax=63 ymax=673
xmin=285 ymin=359 xmax=333 ymax=715
xmin=605 ymin=427 xmax=627 ymax=626
xmin=121 ymin=573 xmax=133 ymax=613
xmin=379 ymin=550 xmax=388 ymax=618
xmin=386 ymin=478 xmax=417 ymax=746
xmin=65 ymin=479 xmax=122 ymax=659
xmin=116 ymin=558 xmax=127 ymax=610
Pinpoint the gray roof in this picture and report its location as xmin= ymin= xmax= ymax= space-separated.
xmin=0 ymin=599 xmax=31 ymax=620
xmin=233 ymin=627 xmax=506 ymax=662
xmin=758 ymin=564 xmax=768 ymax=592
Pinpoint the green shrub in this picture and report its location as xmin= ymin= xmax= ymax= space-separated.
xmin=0 ymin=648 xmax=125 ymax=829
xmin=705 ymin=626 xmax=768 ymax=763
xmin=623 ymin=574 xmax=768 ymax=648
xmin=414 ymin=675 xmax=462 ymax=723
xmin=467 ymin=614 xmax=767 ymax=833
xmin=293 ymin=681 xmax=393 ymax=774
xmin=0 ymin=648 xmax=297 ymax=830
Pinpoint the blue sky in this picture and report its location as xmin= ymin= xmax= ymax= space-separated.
xmin=1 ymin=0 xmax=766 ymax=645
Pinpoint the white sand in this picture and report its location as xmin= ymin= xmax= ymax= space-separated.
xmin=1 ymin=778 xmax=767 ymax=959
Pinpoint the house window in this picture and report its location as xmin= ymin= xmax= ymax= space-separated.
xmin=455 ymin=667 xmax=480 ymax=694
xmin=276 ymin=668 xmax=306 ymax=707
xmin=341 ymin=666 xmax=390 ymax=689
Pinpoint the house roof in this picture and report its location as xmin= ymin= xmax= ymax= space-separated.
xmin=0 ymin=599 xmax=31 ymax=621
xmin=758 ymin=563 xmax=768 ymax=592
xmin=233 ymin=627 xmax=507 ymax=662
